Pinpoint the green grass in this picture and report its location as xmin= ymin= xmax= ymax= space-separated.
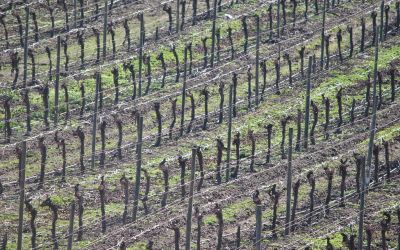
xmin=203 ymin=198 xmax=253 ymax=225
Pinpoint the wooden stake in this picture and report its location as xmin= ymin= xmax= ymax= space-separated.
xmin=91 ymin=73 xmax=100 ymax=169
xmin=380 ymin=0 xmax=384 ymax=41
xmin=226 ymin=85 xmax=233 ymax=182
xmin=180 ymin=47 xmax=188 ymax=137
xmin=133 ymin=116 xmax=143 ymax=221
xmin=67 ymin=202 xmax=75 ymax=250
xmin=185 ymin=148 xmax=196 ymax=250
xmin=176 ymin=0 xmax=180 ymax=33
xmin=23 ymin=5 xmax=29 ymax=88
xmin=74 ymin=0 xmax=77 ymax=28
xmin=255 ymin=198 xmax=262 ymax=250
xmin=320 ymin=0 xmax=327 ymax=70
xmin=192 ymin=0 xmax=197 ymax=25
xmin=210 ymin=0 xmax=218 ymax=67
xmin=277 ymin=0 xmax=281 ymax=38
xmin=359 ymin=26 xmax=380 ymax=250
xmin=17 ymin=141 xmax=27 ymax=250
xmin=303 ymin=56 xmax=312 ymax=150
xmin=255 ymin=14 xmax=260 ymax=106
xmin=285 ymin=128 xmax=293 ymax=235
xmin=102 ymin=0 xmax=108 ymax=62
xmin=138 ymin=13 xmax=144 ymax=97
xmin=54 ymin=36 xmax=61 ymax=126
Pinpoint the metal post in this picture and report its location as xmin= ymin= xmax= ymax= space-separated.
xmin=210 ymin=0 xmax=218 ymax=67
xmin=285 ymin=128 xmax=293 ymax=236
xmin=17 ymin=141 xmax=27 ymax=250
xmin=226 ymin=85 xmax=233 ymax=182
xmin=67 ymin=202 xmax=75 ymax=250
xmin=303 ymin=56 xmax=312 ymax=150
xmin=320 ymin=0 xmax=327 ymax=70
xmin=102 ymin=0 xmax=108 ymax=62
xmin=359 ymin=27 xmax=380 ymax=250
xmin=255 ymin=14 xmax=260 ymax=106
xmin=54 ymin=36 xmax=61 ymax=126
xmin=91 ymin=73 xmax=100 ymax=169
xmin=133 ymin=116 xmax=143 ymax=221
xmin=185 ymin=148 xmax=197 ymax=250
xmin=180 ymin=47 xmax=188 ymax=137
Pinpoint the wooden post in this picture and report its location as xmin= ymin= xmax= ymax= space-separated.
xmin=74 ymin=0 xmax=77 ymax=28
xmin=180 ymin=47 xmax=188 ymax=137
xmin=54 ymin=36 xmax=61 ymax=126
xmin=255 ymin=203 xmax=262 ymax=250
xmin=133 ymin=116 xmax=143 ymax=221
xmin=192 ymin=0 xmax=197 ymax=25
xmin=277 ymin=0 xmax=281 ymax=38
xmin=380 ymin=0 xmax=384 ymax=42
xmin=320 ymin=0 xmax=327 ymax=70
xmin=255 ymin=14 xmax=260 ymax=106
xmin=285 ymin=128 xmax=293 ymax=236
xmin=210 ymin=0 xmax=218 ymax=67
xmin=303 ymin=56 xmax=312 ymax=150
xmin=138 ymin=13 xmax=144 ymax=97
xmin=102 ymin=0 xmax=108 ymax=62
xmin=226 ymin=85 xmax=233 ymax=182
xmin=91 ymin=73 xmax=100 ymax=169
xmin=359 ymin=27 xmax=379 ymax=250
xmin=176 ymin=0 xmax=180 ymax=33
xmin=17 ymin=141 xmax=27 ymax=250
xmin=67 ymin=202 xmax=75 ymax=250
xmin=23 ymin=5 xmax=29 ymax=88
xmin=185 ymin=148 xmax=196 ymax=250
xmin=366 ymin=28 xmax=380 ymax=186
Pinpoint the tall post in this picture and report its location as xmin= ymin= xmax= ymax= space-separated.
xmin=192 ymin=0 xmax=197 ymax=25
xmin=380 ymin=0 xmax=384 ymax=41
xmin=176 ymin=0 xmax=180 ymax=33
xmin=255 ymin=202 xmax=262 ymax=250
xmin=54 ymin=36 xmax=61 ymax=126
xmin=225 ymin=85 xmax=233 ymax=182
xmin=285 ymin=128 xmax=293 ymax=236
xmin=277 ymin=0 xmax=281 ymax=38
xmin=23 ymin=5 xmax=29 ymax=88
xmin=210 ymin=0 xmax=218 ymax=67
xmin=74 ymin=0 xmax=77 ymax=28
xmin=358 ymin=27 xmax=380 ymax=250
xmin=102 ymin=0 xmax=108 ymax=62
xmin=138 ymin=13 xmax=144 ymax=97
xmin=255 ymin=14 xmax=260 ymax=106
xmin=358 ymin=156 xmax=366 ymax=249
xmin=17 ymin=141 xmax=27 ymax=250
xmin=366 ymin=28 xmax=380 ymax=187
xmin=91 ymin=73 xmax=100 ymax=169
xmin=303 ymin=56 xmax=312 ymax=150
xmin=320 ymin=0 xmax=327 ymax=70
xmin=185 ymin=148 xmax=197 ymax=250
xmin=67 ymin=202 xmax=75 ymax=250
xmin=133 ymin=116 xmax=143 ymax=221
xmin=180 ymin=47 xmax=188 ymax=137
xmin=22 ymin=4 xmax=30 ymax=135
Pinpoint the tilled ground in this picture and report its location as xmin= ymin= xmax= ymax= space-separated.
xmin=1 ymin=0 xmax=400 ymax=249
